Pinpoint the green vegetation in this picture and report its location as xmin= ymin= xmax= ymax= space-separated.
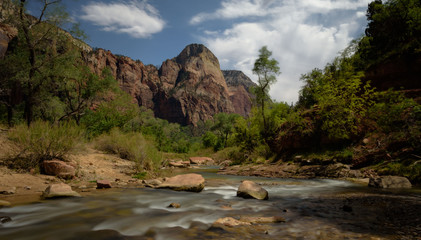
xmin=6 ymin=121 xmax=83 ymax=170
xmin=94 ymin=128 xmax=162 ymax=173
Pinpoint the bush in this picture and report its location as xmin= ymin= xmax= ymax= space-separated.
xmin=94 ymin=128 xmax=162 ymax=171
xmin=7 ymin=121 xmax=83 ymax=169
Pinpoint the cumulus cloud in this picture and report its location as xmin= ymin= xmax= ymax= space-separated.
xmin=80 ymin=0 xmax=165 ymax=38
xmin=193 ymin=0 xmax=370 ymax=103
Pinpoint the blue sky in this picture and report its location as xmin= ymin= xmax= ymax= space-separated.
xmin=28 ymin=0 xmax=372 ymax=103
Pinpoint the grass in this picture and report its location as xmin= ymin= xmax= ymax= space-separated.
xmin=94 ymin=128 xmax=163 ymax=173
xmin=6 ymin=121 xmax=84 ymax=170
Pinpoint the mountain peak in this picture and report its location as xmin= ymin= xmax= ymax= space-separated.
xmin=175 ymin=44 xmax=219 ymax=67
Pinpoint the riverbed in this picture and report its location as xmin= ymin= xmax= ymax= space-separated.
xmin=0 ymin=167 xmax=420 ymax=239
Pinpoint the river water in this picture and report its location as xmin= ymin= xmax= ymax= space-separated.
xmin=0 ymin=167 xmax=420 ymax=240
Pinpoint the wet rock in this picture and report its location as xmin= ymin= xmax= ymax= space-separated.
xmin=237 ymin=180 xmax=269 ymax=200
xmin=189 ymin=157 xmax=215 ymax=165
xmin=167 ymin=202 xmax=181 ymax=208
xmin=42 ymin=183 xmax=81 ymax=199
xmin=0 ymin=216 xmax=11 ymax=224
xmin=96 ymin=180 xmax=112 ymax=189
xmin=0 ymin=200 xmax=11 ymax=208
xmin=143 ymin=179 xmax=163 ymax=188
xmin=239 ymin=216 xmax=285 ymax=224
xmin=157 ymin=173 xmax=205 ymax=192
xmin=368 ymin=176 xmax=412 ymax=188
xmin=0 ymin=186 xmax=16 ymax=195
xmin=213 ymin=217 xmax=251 ymax=227
xmin=43 ymin=160 xmax=76 ymax=180
xmin=168 ymin=159 xmax=190 ymax=168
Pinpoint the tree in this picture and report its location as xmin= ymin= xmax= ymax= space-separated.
xmin=2 ymin=0 xmax=83 ymax=126
xmin=252 ymin=46 xmax=280 ymax=133
xmin=211 ymin=112 xmax=240 ymax=149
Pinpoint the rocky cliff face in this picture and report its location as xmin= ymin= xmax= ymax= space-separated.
xmin=223 ymin=70 xmax=256 ymax=117
xmin=86 ymin=44 xmax=253 ymax=125
xmin=156 ymin=44 xmax=234 ymax=125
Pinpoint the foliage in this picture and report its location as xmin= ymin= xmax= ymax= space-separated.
xmin=252 ymin=46 xmax=280 ymax=133
xmin=81 ymin=92 xmax=139 ymax=138
xmin=7 ymin=120 xmax=83 ymax=169
xmin=366 ymin=90 xmax=421 ymax=149
xmin=123 ymin=108 xmax=195 ymax=153
xmin=298 ymin=53 xmax=374 ymax=140
xmin=94 ymin=128 xmax=162 ymax=171
xmin=358 ymin=0 xmax=421 ymax=67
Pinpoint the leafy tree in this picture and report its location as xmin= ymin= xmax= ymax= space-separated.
xmin=57 ymin=67 xmax=116 ymax=124
xmin=359 ymin=0 xmax=421 ymax=66
xmin=0 ymin=0 xmax=85 ymax=126
xmin=252 ymin=46 xmax=280 ymax=133
xmin=211 ymin=112 xmax=240 ymax=150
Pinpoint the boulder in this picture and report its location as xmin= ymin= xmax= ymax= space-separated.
xmin=189 ymin=157 xmax=215 ymax=165
xmin=0 ymin=200 xmax=11 ymax=208
xmin=42 ymin=183 xmax=81 ymax=199
xmin=368 ymin=176 xmax=412 ymax=189
xmin=237 ymin=180 xmax=269 ymax=200
xmin=96 ymin=180 xmax=112 ymax=189
xmin=43 ymin=160 xmax=76 ymax=180
xmin=143 ymin=179 xmax=163 ymax=188
xmin=157 ymin=173 xmax=205 ymax=192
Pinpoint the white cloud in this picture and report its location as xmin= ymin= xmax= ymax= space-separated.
xmin=80 ymin=0 xmax=165 ymax=38
xmin=193 ymin=0 xmax=370 ymax=103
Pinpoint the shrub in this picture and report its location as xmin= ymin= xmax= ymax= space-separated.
xmin=7 ymin=121 xmax=83 ymax=169
xmin=94 ymin=128 xmax=162 ymax=172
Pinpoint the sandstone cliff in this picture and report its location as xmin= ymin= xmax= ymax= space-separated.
xmin=223 ymin=70 xmax=256 ymax=117
xmin=86 ymin=44 xmax=253 ymax=125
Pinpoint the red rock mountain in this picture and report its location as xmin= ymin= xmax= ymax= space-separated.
xmin=85 ymin=44 xmax=254 ymax=125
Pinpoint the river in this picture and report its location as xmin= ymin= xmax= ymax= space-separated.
xmin=0 ymin=167 xmax=420 ymax=239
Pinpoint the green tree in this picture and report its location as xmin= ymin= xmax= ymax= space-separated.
xmin=252 ymin=46 xmax=280 ymax=133
xmin=1 ymin=0 xmax=84 ymax=126
xmin=211 ymin=112 xmax=240 ymax=150
xmin=359 ymin=0 xmax=421 ymax=66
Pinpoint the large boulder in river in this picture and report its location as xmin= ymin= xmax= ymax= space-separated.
xmin=43 ymin=160 xmax=76 ymax=179
xmin=368 ymin=176 xmax=412 ymax=188
xmin=237 ymin=180 xmax=269 ymax=200
xmin=157 ymin=173 xmax=205 ymax=192
xmin=42 ymin=183 xmax=81 ymax=199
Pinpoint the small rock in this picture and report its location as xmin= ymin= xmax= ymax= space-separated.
xmin=368 ymin=176 xmax=412 ymax=188
xmin=167 ymin=202 xmax=181 ymax=208
xmin=42 ymin=183 xmax=81 ymax=199
xmin=237 ymin=180 xmax=268 ymax=200
xmin=24 ymin=186 xmax=31 ymax=190
xmin=0 ymin=216 xmax=12 ymax=224
xmin=362 ymin=138 xmax=370 ymax=145
xmin=96 ymin=180 xmax=112 ymax=189
xmin=0 ymin=200 xmax=11 ymax=208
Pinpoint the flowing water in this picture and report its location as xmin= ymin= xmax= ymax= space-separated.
xmin=0 ymin=168 xmax=420 ymax=240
